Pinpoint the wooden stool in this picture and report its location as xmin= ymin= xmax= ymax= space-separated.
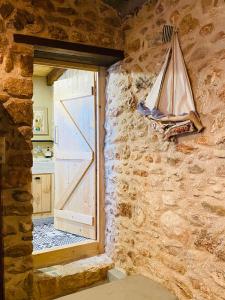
xmin=59 ymin=275 xmax=177 ymax=300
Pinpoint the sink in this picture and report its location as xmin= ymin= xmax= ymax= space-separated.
xmin=32 ymin=158 xmax=55 ymax=174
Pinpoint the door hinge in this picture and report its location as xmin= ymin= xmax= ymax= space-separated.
xmin=92 ymin=86 xmax=96 ymax=96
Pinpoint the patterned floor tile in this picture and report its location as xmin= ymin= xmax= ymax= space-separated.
xmin=33 ymin=217 xmax=88 ymax=251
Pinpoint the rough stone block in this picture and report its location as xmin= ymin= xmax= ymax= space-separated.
xmin=188 ymin=164 xmax=204 ymax=174
xmin=160 ymin=211 xmax=188 ymax=243
xmin=3 ymin=78 xmax=33 ymax=98
xmin=47 ymin=15 xmax=71 ymax=27
xmin=19 ymin=220 xmax=33 ymax=233
xmin=117 ymin=203 xmax=132 ymax=218
xmin=48 ymin=25 xmax=68 ymax=40
xmin=127 ymin=39 xmax=141 ymax=52
xmin=3 ymin=202 xmax=33 ymax=216
xmin=199 ymin=23 xmax=214 ymax=36
xmin=73 ymin=19 xmax=95 ymax=32
xmin=7 ymin=152 xmax=32 ymax=168
xmin=3 ymin=167 xmax=32 ymax=188
xmin=13 ymin=9 xmax=35 ymax=31
xmin=18 ymin=126 xmax=33 ymax=140
xmin=4 ymin=52 xmax=14 ymax=73
xmin=5 ymin=256 xmax=33 ymax=274
xmin=31 ymin=0 xmax=55 ymax=11
xmin=20 ymin=55 xmax=33 ymax=77
xmin=0 ymin=92 xmax=9 ymax=103
xmin=13 ymin=190 xmax=33 ymax=202
xmin=0 ymin=2 xmax=14 ymax=19
xmin=3 ymin=99 xmax=33 ymax=125
xmin=2 ymin=223 xmax=17 ymax=236
xmin=34 ymin=255 xmax=113 ymax=299
xmin=57 ymin=7 xmax=77 ymax=16
xmin=4 ymin=243 xmax=33 ymax=257
xmin=58 ymin=273 xmax=85 ymax=294
xmin=179 ymin=14 xmax=199 ymax=35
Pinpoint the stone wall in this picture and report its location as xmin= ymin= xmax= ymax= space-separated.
xmin=2 ymin=0 xmax=225 ymax=299
xmin=0 ymin=1 xmax=122 ymax=299
xmin=105 ymin=1 xmax=225 ymax=299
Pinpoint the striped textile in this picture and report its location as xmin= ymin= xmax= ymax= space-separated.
xmin=162 ymin=25 xmax=174 ymax=43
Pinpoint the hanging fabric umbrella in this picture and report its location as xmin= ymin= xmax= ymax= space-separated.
xmin=137 ymin=29 xmax=203 ymax=140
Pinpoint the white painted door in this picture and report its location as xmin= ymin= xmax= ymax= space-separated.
xmin=53 ymin=70 xmax=96 ymax=239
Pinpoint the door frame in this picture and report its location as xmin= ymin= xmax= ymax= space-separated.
xmin=32 ymin=58 xmax=106 ymax=269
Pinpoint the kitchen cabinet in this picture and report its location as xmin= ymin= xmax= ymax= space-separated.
xmin=32 ymin=174 xmax=52 ymax=214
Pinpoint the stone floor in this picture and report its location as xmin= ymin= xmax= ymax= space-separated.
xmin=33 ymin=217 xmax=88 ymax=251
xmin=56 ymin=275 xmax=177 ymax=300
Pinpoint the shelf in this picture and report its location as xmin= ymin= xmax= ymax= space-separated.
xmin=32 ymin=140 xmax=54 ymax=143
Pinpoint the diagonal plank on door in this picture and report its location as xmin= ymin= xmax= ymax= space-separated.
xmin=55 ymin=98 xmax=94 ymax=210
xmin=55 ymin=157 xmax=94 ymax=210
xmin=61 ymin=98 xmax=94 ymax=153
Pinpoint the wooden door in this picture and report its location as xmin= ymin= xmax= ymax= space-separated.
xmin=53 ymin=70 xmax=96 ymax=239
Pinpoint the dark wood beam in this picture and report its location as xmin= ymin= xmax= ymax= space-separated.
xmin=14 ymin=34 xmax=124 ymax=67
xmin=104 ymin=0 xmax=148 ymax=17
xmin=47 ymin=68 xmax=66 ymax=86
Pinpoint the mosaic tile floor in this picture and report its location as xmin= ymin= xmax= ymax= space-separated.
xmin=33 ymin=217 xmax=88 ymax=251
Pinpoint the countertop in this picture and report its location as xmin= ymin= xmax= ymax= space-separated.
xmin=32 ymin=158 xmax=55 ymax=174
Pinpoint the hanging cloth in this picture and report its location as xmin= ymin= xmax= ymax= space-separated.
xmin=137 ymin=31 xmax=203 ymax=140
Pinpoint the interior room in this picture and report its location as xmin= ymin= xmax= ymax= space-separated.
xmin=32 ymin=65 xmax=97 ymax=252
xmin=1 ymin=0 xmax=225 ymax=300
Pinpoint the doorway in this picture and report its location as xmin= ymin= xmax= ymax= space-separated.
xmin=32 ymin=62 xmax=105 ymax=265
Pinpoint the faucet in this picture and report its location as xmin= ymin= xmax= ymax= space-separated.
xmin=33 ymin=146 xmax=43 ymax=156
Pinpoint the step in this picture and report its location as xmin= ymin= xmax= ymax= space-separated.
xmin=33 ymin=255 xmax=113 ymax=300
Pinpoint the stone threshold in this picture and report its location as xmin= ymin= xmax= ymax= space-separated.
xmin=33 ymin=254 xmax=114 ymax=300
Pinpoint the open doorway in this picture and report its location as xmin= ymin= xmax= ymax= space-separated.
xmin=32 ymin=64 xmax=99 ymax=253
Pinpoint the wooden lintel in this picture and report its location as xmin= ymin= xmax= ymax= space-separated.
xmin=47 ymin=68 xmax=66 ymax=86
xmin=13 ymin=34 xmax=124 ymax=67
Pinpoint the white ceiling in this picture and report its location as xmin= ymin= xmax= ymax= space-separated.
xmin=33 ymin=64 xmax=55 ymax=77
